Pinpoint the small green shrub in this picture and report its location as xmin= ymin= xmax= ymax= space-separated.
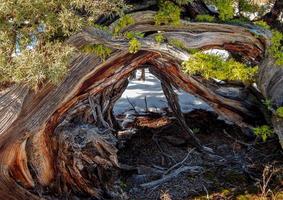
xmin=125 ymin=31 xmax=144 ymax=40
xmin=81 ymin=44 xmax=112 ymax=60
xmin=192 ymin=128 xmax=200 ymax=134
xmin=254 ymin=21 xmax=283 ymax=66
xmin=263 ymin=99 xmax=273 ymax=111
xmin=155 ymin=1 xmax=181 ymax=26
xmin=238 ymin=0 xmax=258 ymax=13
xmin=129 ymin=38 xmax=141 ymax=53
xmin=173 ymin=0 xmax=192 ymax=6
xmin=169 ymin=38 xmax=190 ymax=51
xmin=269 ymin=30 xmax=283 ymax=66
xmin=214 ymin=0 xmax=234 ymax=21
xmin=93 ymin=24 xmax=110 ymax=33
xmin=228 ymin=17 xmax=250 ymax=25
xmin=113 ymin=15 xmax=135 ymax=35
xmin=253 ymin=125 xmax=273 ymax=142
xmin=195 ymin=14 xmax=215 ymax=22
xmin=154 ymin=33 xmax=165 ymax=44
xmin=254 ymin=20 xmax=270 ymax=30
xmin=276 ymin=107 xmax=283 ymax=118
xmin=182 ymin=52 xmax=258 ymax=83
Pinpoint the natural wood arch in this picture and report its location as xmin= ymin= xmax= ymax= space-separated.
xmin=0 ymin=9 xmax=282 ymax=200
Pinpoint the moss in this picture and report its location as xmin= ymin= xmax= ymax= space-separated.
xmin=155 ymin=1 xmax=181 ymax=26
xmin=253 ymin=125 xmax=273 ymax=142
xmin=154 ymin=33 xmax=165 ymax=44
xmin=275 ymin=107 xmax=283 ymax=118
xmin=182 ymin=52 xmax=258 ymax=83
xmin=195 ymin=14 xmax=215 ymax=22
xmin=81 ymin=44 xmax=112 ymax=61
xmin=113 ymin=15 xmax=135 ymax=35
xmin=129 ymin=38 xmax=141 ymax=53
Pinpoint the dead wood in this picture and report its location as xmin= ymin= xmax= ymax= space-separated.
xmin=0 ymin=8 xmax=282 ymax=200
xmin=140 ymin=165 xmax=202 ymax=189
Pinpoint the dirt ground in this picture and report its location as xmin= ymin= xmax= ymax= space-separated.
xmin=116 ymin=110 xmax=283 ymax=200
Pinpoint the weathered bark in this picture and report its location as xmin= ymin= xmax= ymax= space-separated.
xmin=185 ymin=0 xmax=218 ymax=19
xmin=0 ymin=9 xmax=282 ymax=200
xmin=261 ymin=0 xmax=283 ymax=32
xmin=152 ymin=68 xmax=203 ymax=149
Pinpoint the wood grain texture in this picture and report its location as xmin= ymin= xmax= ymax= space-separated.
xmin=0 ymin=9 xmax=282 ymax=200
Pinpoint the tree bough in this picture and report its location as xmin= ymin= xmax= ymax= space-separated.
xmin=0 ymin=8 xmax=282 ymax=200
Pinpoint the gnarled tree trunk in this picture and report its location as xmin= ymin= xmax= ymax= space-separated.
xmin=0 ymin=9 xmax=282 ymax=200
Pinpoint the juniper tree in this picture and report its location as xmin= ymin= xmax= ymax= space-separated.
xmin=0 ymin=0 xmax=126 ymax=88
xmin=0 ymin=0 xmax=282 ymax=88
xmin=0 ymin=0 xmax=282 ymax=199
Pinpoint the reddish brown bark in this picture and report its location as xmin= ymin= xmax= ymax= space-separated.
xmin=0 ymin=9 xmax=282 ymax=200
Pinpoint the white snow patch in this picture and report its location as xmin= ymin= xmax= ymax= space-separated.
xmin=113 ymin=69 xmax=212 ymax=114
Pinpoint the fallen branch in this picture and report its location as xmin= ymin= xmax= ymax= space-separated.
xmin=127 ymin=96 xmax=139 ymax=114
xmin=223 ymin=129 xmax=253 ymax=147
xmin=164 ymin=148 xmax=195 ymax=175
xmin=140 ymin=165 xmax=202 ymax=189
xmin=152 ymin=134 xmax=177 ymax=164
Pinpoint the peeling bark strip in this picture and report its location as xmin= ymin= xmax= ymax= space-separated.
xmin=0 ymin=8 xmax=282 ymax=200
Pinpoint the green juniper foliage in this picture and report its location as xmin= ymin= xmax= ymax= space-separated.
xmin=195 ymin=15 xmax=215 ymax=22
xmin=269 ymin=30 xmax=283 ymax=66
xmin=154 ymin=33 xmax=165 ymax=44
xmin=125 ymin=31 xmax=144 ymax=54
xmin=10 ymin=42 xmax=74 ymax=88
xmin=93 ymin=24 xmax=111 ymax=33
xmin=81 ymin=44 xmax=112 ymax=61
xmin=254 ymin=21 xmax=283 ymax=66
xmin=276 ymin=107 xmax=283 ymax=118
xmin=204 ymin=0 xmax=266 ymax=21
xmin=253 ymin=125 xmax=273 ymax=142
xmin=237 ymin=0 xmax=259 ymax=14
xmin=0 ymin=0 xmax=280 ymax=89
xmin=155 ymin=1 xmax=181 ymax=26
xmin=173 ymin=0 xmax=193 ymax=6
xmin=182 ymin=52 xmax=258 ymax=83
xmin=263 ymin=99 xmax=273 ymax=111
xmin=113 ymin=15 xmax=135 ymax=36
xmin=169 ymin=38 xmax=191 ymax=52
xmin=129 ymin=38 xmax=141 ymax=54
xmin=254 ymin=20 xmax=271 ymax=30
xmin=125 ymin=31 xmax=144 ymax=40
xmin=214 ymin=0 xmax=234 ymax=21
xmin=0 ymin=0 xmax=125 ymax=88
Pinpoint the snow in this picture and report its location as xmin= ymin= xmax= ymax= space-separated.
xmin=113 ymin=69 xmax=212 ymax=115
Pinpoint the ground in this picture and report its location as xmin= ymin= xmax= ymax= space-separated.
xmin=116 ymin=110 xmax=283 ymax=200
xmin=112 ymin=71 xmax=283 ymax=200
